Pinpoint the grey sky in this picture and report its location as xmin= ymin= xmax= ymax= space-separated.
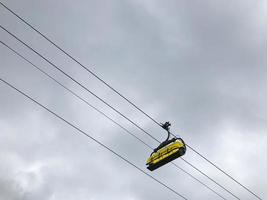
xmin=0 ymin=0 xmax=266 ymax=199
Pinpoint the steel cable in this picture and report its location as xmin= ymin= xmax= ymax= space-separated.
xmin=0 ymin=3 xmax=262 ymax=199
xmin=0 ymin=26 xmax=241 ymax=200
xmin=0 ymin=77 xmax=190 ymax=200
xmin=0 ymin=40 xmax=228 ymax=200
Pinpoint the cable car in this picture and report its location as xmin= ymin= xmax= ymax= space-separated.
xmin=146 ymin=122 xmax=186 ymax=171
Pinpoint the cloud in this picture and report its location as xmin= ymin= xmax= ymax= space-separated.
xmin=0 ymin=0 xmax=266 ymax=199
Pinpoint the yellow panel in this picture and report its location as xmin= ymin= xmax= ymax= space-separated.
xmin=146 ymin=140 xmax=184 ymax=165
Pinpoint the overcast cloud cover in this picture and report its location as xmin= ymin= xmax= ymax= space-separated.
xmin=0 ymin=0 xmax=267 ymax=199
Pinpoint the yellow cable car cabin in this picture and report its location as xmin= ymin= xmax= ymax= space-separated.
xmin=146 ymin=138 xmax=186 ymax=171
xmin=146 ymin=121 xmax=186 ymax=171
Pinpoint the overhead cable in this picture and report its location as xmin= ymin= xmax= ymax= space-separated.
xmin=0 ymin=4 xmax=262 ymax=200
xmin=0 ymin=26 xmax=240 ymax=200
xmin=0 ymin=40 xmax=228 ymax=200
xmin=0 ymin=77 xmax=190 ymax=200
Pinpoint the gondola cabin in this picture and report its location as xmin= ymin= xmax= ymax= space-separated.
xmin=146 ymin=138 xmax=186 ymax=171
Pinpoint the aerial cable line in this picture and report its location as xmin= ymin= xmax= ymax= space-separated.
xmin=0 ymin=40 xmax=152 ymax=152
xmin=0 ymin=26 xmax=240 ymax=200
xmin=0 ymin=77 xmax=190 ymax=200
xmin=0 ymin=3 xmax=261 ymax=199
xmin=0 ymin=4 xmax=262 ymax=199
xmin=0 ymin=24 xmax=160 ymax=143
xmin=180 ymin=158 xmax=240 ymax=200
xmin=0 ymin=40 xmax=228 ymax=200
xmin=0 ymin=1 xmax=161 ymax=128
xmin=169 ymin=132 xmax=261 ymax=200
xmin=0 ymin=2 xmax=168 ymax=140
